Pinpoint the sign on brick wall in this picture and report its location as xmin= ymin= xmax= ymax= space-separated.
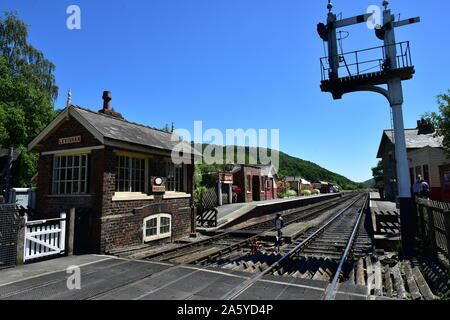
xmin=59 ymin=136 xmax=81 ymax=145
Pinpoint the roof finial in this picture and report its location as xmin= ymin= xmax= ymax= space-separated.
xmin=327 ymin=1 xmax=333 ymax=13
xmin=66 ymin=88 xmax=72 ymax=108
xmin=382 ymin=0 xmax=389 ymax=10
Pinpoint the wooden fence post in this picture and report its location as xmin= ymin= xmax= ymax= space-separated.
xmin=65 ymin=208 xmax=75 ymax=256
xmin=419 ymin=203 xmax=425 ymax=240
xmin=425 ymin=206 xmax=438 ymax=259
xmin=443 ymin=210 xmax=450 ymax=264
xmin=59 ymin=212 xmax=66 ymax=253
xmin=15 ymin=215 xmax=27 ymax=265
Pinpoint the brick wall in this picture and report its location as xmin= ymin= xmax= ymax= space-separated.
xmin=100 ymin=146 xmax=191 ymax=252
xmin=35 ymin=115 xmax=193 ymax=253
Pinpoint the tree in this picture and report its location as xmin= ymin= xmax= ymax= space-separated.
xmin=0 ymin=12 xmax=57 ymax=102
xmin=0 ymin=12 xmax=58 ymax=188
xmin=424 ymin=90 xmax=450 ymax=154
xmin=372 ymin=160 xmax=384 ymax=188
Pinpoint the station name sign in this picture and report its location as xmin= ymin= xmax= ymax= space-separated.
xmin=58 ymin=135 xmax=81 ymax=145
xmin=218 ymin=172 xmax=233 ymax=184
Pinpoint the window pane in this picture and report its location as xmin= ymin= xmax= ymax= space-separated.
xmin=145 ymin=218 xmax=157 ymax=237
xmin=52 ymin=154 xmax=88 ymax=195
xmin=146 ymin=227 xmax=157 ymax=237
xmin=54 ymin=157 xmax=60 ymax=168
xmin=146 ymin=218 xmax=157 ymax=228
xmin=73 ymin=181 xmax=79 ymax=193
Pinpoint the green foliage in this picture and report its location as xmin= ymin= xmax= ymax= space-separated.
xmin=287 ymin=190 xmax=297 ymax=197
xmin=301 ymin=189 xmax=312 ymax=196
xmin=194 ymin=186 xmax=207 ymax=207
xmin=0 ymin=12 xmax=58 ymax=188
xmin=277 ymin=185 xmax=295 ymax=199
xmin=393 ymin=241 xmax=404 ymax=257
xmin=196 ymin=162 xmax=225 ymax=188
xmin=424 ymin=90 xmax=450 ymax=154
xmin=278 ymin=151 xmax=359 ymax=190
xmin=311 ymin=189 xmax=321 ymax=195
xmin=194 ymin=143 xmax=360 ymax=190
xmin=371 ymin=160 xmax=383 ymax=188
xmin=0 ymin=12 xmax=57 ymax=102
xmin=277 ymin=190 xmax=290 ymax=199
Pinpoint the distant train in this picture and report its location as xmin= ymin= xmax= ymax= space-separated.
xmin=312 ymin=181 xmax=340 ymax=194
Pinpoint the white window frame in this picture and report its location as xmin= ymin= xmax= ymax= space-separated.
xmin=143 ymin=213 xmax=172 ymax=242
xmin=166 ymin=163 xmax=185 ymax=192
xmin=114 ymin=155 xmax=148 ymax=194
xmin=52 ymin=154 xmax=88 ymax=195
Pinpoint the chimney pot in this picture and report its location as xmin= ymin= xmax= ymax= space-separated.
xmin=98 ymin=90 xmax=124 ymax=119
xmin=102 ymin=91 xmax=112 ymax=110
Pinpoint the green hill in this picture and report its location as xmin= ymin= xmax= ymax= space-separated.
xmin=361 ymin=178 xmax=375 ymax=188
xmin=195 ymin=145 xmax=362 ymax=190
xmin=277 ymin=151 xmax=361 ymax=190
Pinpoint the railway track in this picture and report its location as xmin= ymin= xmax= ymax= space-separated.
xmin=219 ymin=194 xmax=369 ymax=300
xmin=139 ymin=193 xmax=363 ymax=264
xmin=112 ymin=192 xmax=439 ymax=300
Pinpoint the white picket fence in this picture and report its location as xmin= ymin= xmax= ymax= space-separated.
xmin=24 ymin=213 xmax=66 ymax=262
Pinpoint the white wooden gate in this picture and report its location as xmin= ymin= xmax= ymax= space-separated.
xmin=24 ymin=213 xmax=66 ymax=262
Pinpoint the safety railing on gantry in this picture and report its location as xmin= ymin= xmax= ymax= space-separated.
xmin=320 ymin=41 xmax=412 ymax=81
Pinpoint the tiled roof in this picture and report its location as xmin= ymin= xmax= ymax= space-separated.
xmin=384 ymin=129 xmax=442 ymax=149
xmin=284 ymin=176 xmax=310 ymax=184
xmin=70 ymin=106 xmax=200 ymax=155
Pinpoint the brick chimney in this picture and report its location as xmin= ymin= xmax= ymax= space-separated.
xmin=98 ymin=91 xmax=124 ymax=119
xmin=417 ymin=118 xmax=434 ymax=135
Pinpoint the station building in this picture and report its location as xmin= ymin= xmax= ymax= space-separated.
xmin=28 ymin=92 xmax=197 ymax=254
xmin=283 ymin=176 xmax=312 ymax=195
xmin=377 ymin=119 xmax=450 ymax=202
xmin=231 ymin=165 xmax=277 ymax=203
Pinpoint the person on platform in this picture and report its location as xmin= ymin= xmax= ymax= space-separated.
xmin=275 ymin=213 xmax=284 ymax=251
xmin=419 ymin=179 xmax=431 ymax=199
xmin=413 ymin=177 xmax=422 ymax=198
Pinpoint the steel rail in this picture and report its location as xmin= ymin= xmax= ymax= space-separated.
xmin=242 ymin=194 xmax=352 ymax=231
xmin=222 ymin=194 xmax=366 ymax=300
xmin=323 ymin=194 xmax=369 ymax=300
xmin=187 ymin=194 xmax=361 ymax=265
xmin=144 ymin=194 xmax=355 ymax=261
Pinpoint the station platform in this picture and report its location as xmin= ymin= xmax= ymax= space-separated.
xmin=201 ymin=193 xmax=342 ymax=232
xmin=0 ymin=255 xmax=370 ymax=300
xmin=369 ymin=193 xmax=401 ymax=244
xmin=261 ymin=196 xmax=354 ymax=242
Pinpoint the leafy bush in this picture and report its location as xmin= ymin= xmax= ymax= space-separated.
xmin=278 ymin=188 xmax=297 ymax=198
xmin=311 ymin=189 xmax=321 ymax=195
xmin=277 ymin=191 xmax=288 ymax=198
xmin=287 ymin=190 xmax=297 ymax=197
xmin=194 ymin=186 xmax=207 ymax=207
xmin=302 ymin=190 xmax=312 ymax=196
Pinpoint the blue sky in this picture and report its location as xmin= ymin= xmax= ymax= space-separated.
xmin=2 ymin=0 xmax=449 ymax=182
